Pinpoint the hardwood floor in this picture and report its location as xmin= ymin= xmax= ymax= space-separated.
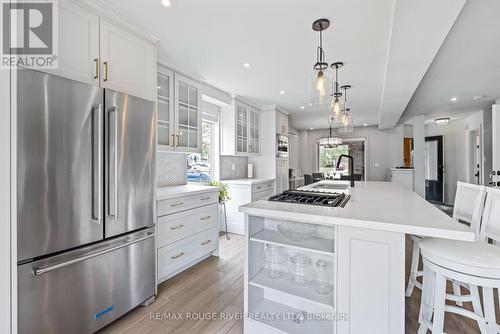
xmin=100 ymin=234 xmax=498 ymax=334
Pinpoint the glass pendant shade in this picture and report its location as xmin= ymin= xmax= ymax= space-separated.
xmin=319 ymin=125 xmax=342 ymax=147
xmin=338 ymin=111 xmax=353 ymax=133
xmin=310 ymin=68 xmax=332 ymax=109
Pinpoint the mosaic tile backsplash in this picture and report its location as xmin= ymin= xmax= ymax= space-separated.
xmin=157 ymin=152 xmax=187 ymax=187
xmin=220 ymin=155 xmax=248 ymax=180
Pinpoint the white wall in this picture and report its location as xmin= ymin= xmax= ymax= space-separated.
xmin=413 ymin=116 xmax=426 ymax=198
xmin=425 ymin=118 xmax=466 ymax=205
xmin=297 ymin=125 xmax=404 ymax=181
xmin=463 ymin=110 xmax=493 ymax=186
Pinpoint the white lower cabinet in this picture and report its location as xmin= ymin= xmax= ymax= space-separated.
xmin=157 ymin=190 xmax=219 ymax=283
xmin=223 ymin=180 xmax=275 ymax=235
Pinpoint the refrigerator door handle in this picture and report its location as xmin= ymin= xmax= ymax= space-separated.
xmin=91 ymin=104 xmax=103 ymax=224
xmin=32 ymin=231 xmax=154 ymax=276
xmin=108 ymin=106 xmax=119 ymax=219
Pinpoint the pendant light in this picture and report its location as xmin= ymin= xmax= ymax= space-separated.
xmin=318 ymin=125 xmax=343 ymax=147
xmin=330 ymin=62 xmax=344 ymax=124
xmin=309 ymin=19 xmax=332 ymax=109
xmin=338 ymin=85 xmax=353 ymax=133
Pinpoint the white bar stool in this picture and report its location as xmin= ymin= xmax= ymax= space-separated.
xmin=418 ymin=187 xmax=500 ymax=334
xmin=406 ymin=181 xmax=487 ymax=303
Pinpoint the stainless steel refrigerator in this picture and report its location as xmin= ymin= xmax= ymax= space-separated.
xmin=17 ymin=69 xmax=156 ymax=334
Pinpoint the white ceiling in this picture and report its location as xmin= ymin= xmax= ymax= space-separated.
xmin=105 ymin=0 xmax=488 ymax=130
xmin=400 ymin=0 xmax=500 ymax=124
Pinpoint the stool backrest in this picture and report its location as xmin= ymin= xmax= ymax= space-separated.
xmin=480 ymin=187 xmax=500 ymax=243
xmin=453 ymin=182 xmax=487 ymax=238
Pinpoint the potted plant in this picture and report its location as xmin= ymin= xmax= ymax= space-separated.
xmin=208 ymin=181 xmax=231 ymax=239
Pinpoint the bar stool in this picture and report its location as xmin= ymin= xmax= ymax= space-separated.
xmin=406 ymin=182 xmax=487 ymax=304
xmin=418 ymin=187 xmax=500 ymax=334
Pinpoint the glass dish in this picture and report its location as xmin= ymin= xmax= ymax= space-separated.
xmin=278 ymin=222 xmax=317 ymax=242
xmin=263 ymin=244 xmax=288 ymax=279
xmin=289 ymin=252 xmax=313 ymax=286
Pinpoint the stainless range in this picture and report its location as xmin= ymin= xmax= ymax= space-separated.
xmin=268 ymin=189 xmax=350 ymax=207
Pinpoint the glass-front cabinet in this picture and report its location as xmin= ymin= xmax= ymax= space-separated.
xmin=221 ymin=98 xmax=260 ymax=156
xmin=157 ymin=65 xmax=201 ymax=153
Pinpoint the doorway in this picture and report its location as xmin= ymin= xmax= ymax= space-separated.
xmin=424 ymin=136 xmax=444 ymax=203
xmin=469 ymin=130 xmax=481 ymax=185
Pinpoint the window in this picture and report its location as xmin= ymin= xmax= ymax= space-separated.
xmin=317 ymin=138 xmax=366 ymax=180
xmin=187 ymin=108 xmax=220 ymax=184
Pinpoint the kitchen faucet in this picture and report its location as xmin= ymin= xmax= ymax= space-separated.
xmin=336 ymin=154 xmax=355 ymax=187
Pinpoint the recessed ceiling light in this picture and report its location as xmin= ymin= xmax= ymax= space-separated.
xmin=310 ymin=127 xmax=314 ymax=130
xmin=473 ymin=95 xmax=484 ymax=100
xmin=363 ymin=123 xmax=368 ymax=127
xmin=300 ymin=106 xmax=305 ymax=110
xmin=450 ymin=97 xmax=457 ymax=102
xmin=435 ymin=117 xmax=450 ymax=125
xmin=243 ymin=63 xmax=250 ymax=68
xmin=161 ymin=0 xmax=171 ymax=7
xmin=280 ymin=90 xmax=285 ymax=95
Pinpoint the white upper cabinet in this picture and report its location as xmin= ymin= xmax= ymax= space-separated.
xmin=100 ymin=19 xmax=156 ymax=101
xmin=157 ymin=67 xmax=175 ymax=149
xmin=174 ymin=74 xmax=202 ymax=152
xmin=221 ymin=98 xmax=261 ymax=156
xmin=33 ymin=0 xmax=157 ymax=101
xmin=276 ymin=110 xmax=289 ymax=135
xmin=44 ymin=0 xmax=99 ymax=85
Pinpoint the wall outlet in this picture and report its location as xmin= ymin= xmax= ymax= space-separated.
xmin=231 ymin=163 xmax=236 ymax=171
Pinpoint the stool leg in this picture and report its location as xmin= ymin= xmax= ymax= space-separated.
xmin=452 ymin=281 xmax=463 ymax=306
xmin=432 ymin=272 xmax=447 ymax=334
xmin=470 ymin=285 xmax=488 ymax=334
xmin=483 ymin=287 xmax=497 ymax=334
xmin=418 ymin=264 xmax=435 ymax=334
xmin=406 ymin=238 xmax=420 ymax=297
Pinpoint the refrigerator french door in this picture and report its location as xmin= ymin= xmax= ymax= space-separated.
xmin=17 ymin=69 xmax=156 ymax=334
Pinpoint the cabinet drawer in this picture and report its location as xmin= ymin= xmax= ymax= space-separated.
xmin=158 ymin=204 xmax=218 ymax=247
xmin=252 ymin=181 xmax=274 ymax=194
xmin=157 ymin=228 xmax=218 ymax=281
xmin=252 ymin=189 xmax=274 ymax=201
xmin=158 ymin=191 xmax=218 ymax=216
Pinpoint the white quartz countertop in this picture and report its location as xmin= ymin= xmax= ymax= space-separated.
xmin=239 ymin=181 xmax=474 ymax=241
xmin=157 ymin=184 xmax=218 ymax=201
xmin=221 ymin=178 xmax=275 ymax=185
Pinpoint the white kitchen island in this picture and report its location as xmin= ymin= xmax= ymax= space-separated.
xmin=239 ymin=181 xmax=474 ymax=334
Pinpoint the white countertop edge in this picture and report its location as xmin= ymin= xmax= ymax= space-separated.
xmin=239 ymin=204 xmax=475 ymax=242
xmin=157 ymin=184 xmax=219 ymax=201
xmin=221 ymin=178 xmax=275 ymax=185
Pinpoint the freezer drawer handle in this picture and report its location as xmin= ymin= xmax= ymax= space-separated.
xmin=170 ymin=224 xmax=184 ymax=230
xmin=170 ymin=202 xmax=184 ymax=207
xmin=32 ymin=232 xmax=154 ymax=276
xmin=171 ymin=252 xmax=184 ymax=259
xmin=201 ymin=240 xmax=211 ymax=245
xmin=200 ymin=216 xmax=211 ymax=221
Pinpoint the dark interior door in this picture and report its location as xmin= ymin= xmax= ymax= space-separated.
xmin=425 ymin=136 xmax=444 ymax=203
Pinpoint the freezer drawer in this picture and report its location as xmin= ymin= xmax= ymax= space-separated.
xmin=18 ymin=228 xmax=155 ymax=334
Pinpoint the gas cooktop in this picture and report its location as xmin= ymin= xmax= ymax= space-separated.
xmin=268 ymin=190 xmax=351 ymax=208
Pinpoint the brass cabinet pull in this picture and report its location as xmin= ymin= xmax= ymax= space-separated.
xmin=103 ymin=61 xmax=109 ymax=81
xmin=170 ymin=224 xmax=184 ymax=230
xmin=200 ymin=196 xmax=211 ymax=201
xmin=93 ymin=58 xmax=99 ymax=79
xmin=200 ymin=216 xmax=211 ymax=221
xmin=170 ymin=202 xmax=184 ymax=207
xmin=201 ymin=240 xmax=211 ymax=245
xmin=171 ymin=252 xmax=184 ymax=259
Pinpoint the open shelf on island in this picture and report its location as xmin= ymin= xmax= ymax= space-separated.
xmin=249 ymin=229 xmax=334 ymax=256
xmin=249 ymin=270 xmax=334 ymax=310
xmin=248 ymin=297 xmax=334 ymax=334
